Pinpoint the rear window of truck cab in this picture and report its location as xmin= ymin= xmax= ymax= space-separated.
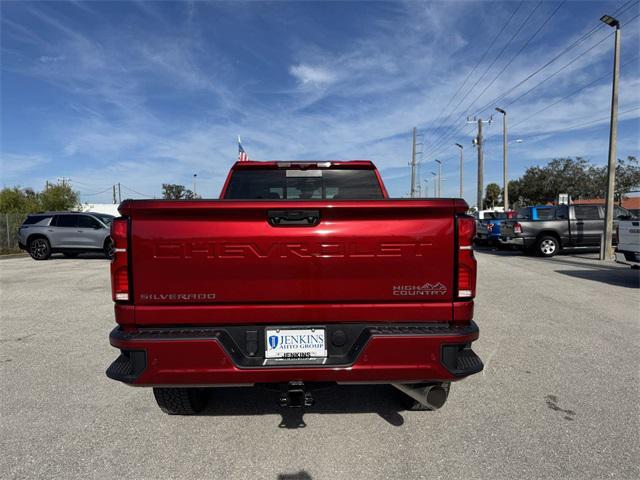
xmin=224 ymin=168 xmax=384 ymax=200
xmin=517 ymin=207 xmax=558 ymax=220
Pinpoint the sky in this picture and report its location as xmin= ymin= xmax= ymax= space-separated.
xmin=1 ymin=0 xmax=639 ymax=206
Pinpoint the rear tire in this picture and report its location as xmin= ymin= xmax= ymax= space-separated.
xmin=536 ymin=235 xmax=559 ymax=257
xmin=153 ymin=388 xmax=209 ymax=415
xmin=28 ymin=237 xmax=51 ymax=260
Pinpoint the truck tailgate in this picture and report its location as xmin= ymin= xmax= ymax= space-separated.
xmin=501 ymin=221 xmax=516 ymax=236
xmin=121 ymin=199 xmax=463 ymax=324
xmin=618 ymin=220 xmax=640 ymax=251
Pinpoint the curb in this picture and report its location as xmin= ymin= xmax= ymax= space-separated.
xmin=0 ymin=253 xmax=28 ymax=260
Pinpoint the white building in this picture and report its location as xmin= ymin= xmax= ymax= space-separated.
xmin=80 ymin=203 xmax=121 ymax=217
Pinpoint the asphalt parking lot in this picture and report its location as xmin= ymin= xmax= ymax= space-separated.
xmin=1 ymin=250 xmax=638 ymax=479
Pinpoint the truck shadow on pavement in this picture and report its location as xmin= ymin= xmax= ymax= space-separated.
xmin=277 ymin=471 xmax=312 ymax=480
xmin=554 ymin=268 xmax=639 ymax=288
xmin=197 ymin=384 xmax=411 ymax=428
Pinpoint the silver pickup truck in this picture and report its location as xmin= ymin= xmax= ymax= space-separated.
xmin=500 ymin=204 xmax=633 ymax=257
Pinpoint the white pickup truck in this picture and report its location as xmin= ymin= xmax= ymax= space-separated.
xmin=615 ymin=219 xmax=640 ymax=268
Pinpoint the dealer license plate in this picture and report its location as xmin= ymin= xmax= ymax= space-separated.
xmin=265 ymin=328 xmax=327 ymax=360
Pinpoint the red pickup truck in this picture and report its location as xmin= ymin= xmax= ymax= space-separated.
xmin=107 ymin=160 xmax=482 ymax=414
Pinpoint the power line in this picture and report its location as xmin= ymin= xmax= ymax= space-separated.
xmin=120 ymin=184 xmax=153 ymax=198
xmin=423 ymin=0 xmax=542 ymax=158
xmin=432 ymin=76 xmax=638 ymax=163
xmin=69 ymin=179 xmax=112 ymax=189
xmin=526 ymin=105 xmax=640 ymax=137
xmin=474 ymin=0 xmax=639 ymax=116
xmin=504 ymin=31 xmax=613 ymax=108
xmin=464 ymin=0 xmax=567 ymax=116
xmin=422 ymin=12 xmax=639 ymax=160
xmin=422 ymin=3 xmax=639 ymax=160
xmin=472 ymin=0 xmax=638 ymax=117
xmin=511 ymin=54 xmax=640 ymax=130
xmin=428 ymin=123 xmax=476 ymax=162
xmin=615 ymin=0 xmax=640 ymax=18
xmin=80 ymin=186 xmax=114 ymax=196
xmin=423 ymin=1 xmax=524 ymax=150
xmin=425 ymin=1 xmax=567 ymax=158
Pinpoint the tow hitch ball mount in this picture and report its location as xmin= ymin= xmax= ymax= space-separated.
xmin=280 ymin=381 xmax=314 ymax=408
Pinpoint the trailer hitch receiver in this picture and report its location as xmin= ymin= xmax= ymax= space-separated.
xmin=280 ymin=381 xmax=314 ymax=408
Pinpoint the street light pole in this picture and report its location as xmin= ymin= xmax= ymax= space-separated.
xmin=431 ymin=172 xmax=437 ymax=198
xmin=455 ymin=143 xmax=463 ymax=198
xmin=435 ymin=159 xmax=442 ymax=197
xmin=193 ymin=174 xmax=197 ymax=195
xmin=600 ymin=14 xmax=621 ymax=261
xmin=410 ymin=127 xmax=417 ymax=198
xmin=495 ymin=107 xmax=508 ymax=211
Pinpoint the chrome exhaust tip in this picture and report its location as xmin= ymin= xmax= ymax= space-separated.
xmin=391 ymin=382 xmax=450 ymax=410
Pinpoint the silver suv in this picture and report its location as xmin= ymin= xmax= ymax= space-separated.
xmin=18 ymin=212 xmax=115 ymax=260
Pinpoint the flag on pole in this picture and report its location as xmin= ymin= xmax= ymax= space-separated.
xmin=237 ymin=136 xmax=248 ymax=162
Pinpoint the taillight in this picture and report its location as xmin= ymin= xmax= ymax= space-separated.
xmin=110 ymin=217 xmax=130 ymax=302
xmin=514 ymin=222 xmax=522 ymax=234
xmin=457 ymin=215 xmax=477 ymax=299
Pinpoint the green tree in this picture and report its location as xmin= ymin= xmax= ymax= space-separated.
xmin=510 ymin=156 xmax=640 ymax=205
xmin=0 ymin=187 xmax=40 ymax=214
xmin=162 ymin=184 xmax=199 ymax=200
xmin=511 ymin=158 xmax=598 ymax=204
xmin=39 ymin=183 xmax=80 ymax=211
xmin=483 ymin=183 xmax=501 ymax=209
xmin=614 ymin=156 xmax=640 ymax=204
xmin=507 ymin=179 xmax=523 ymax=209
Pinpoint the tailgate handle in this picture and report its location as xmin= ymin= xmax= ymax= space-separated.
xmin=268 ymin=210 xmax=320 ymax=227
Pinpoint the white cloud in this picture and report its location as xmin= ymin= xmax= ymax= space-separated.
xmin=289 ymin=64 xmax=337 ymax=86
xmin=0 ymin=154 xmax=50 ymax=184
xmin=39 ymin=54 xmax=65 ymax=63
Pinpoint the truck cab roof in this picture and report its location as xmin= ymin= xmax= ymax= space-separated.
xmin=229 ymin=160 xmax=377 ymax=169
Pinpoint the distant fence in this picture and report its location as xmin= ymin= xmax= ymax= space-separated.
xmin=0 ymin=213 xmax=25 ymax=252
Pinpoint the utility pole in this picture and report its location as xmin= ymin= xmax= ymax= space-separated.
xmin=410 ymin=127 xmax=417 ymax=198
xmin=117 ymin=183 xmax=121 ymax=203
xmin=455 ymin=143 xmax=464 ymax=198
xmin=495 ymin=107 xmax=509 ymax=211
xmin=435 ymin=159 xmax=442 ymax=197
xmin=467 ymin=116 xmax=492 ymax=210
xmin=112 ymin=185 xmax=117 ymax=204
xmin=600 ymin=14 xmax=621 ymax=261
xmin=477 ymin=119 xmax=483 ymax=210
xmin=423 ymin=179 xmax=429 ymax=197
